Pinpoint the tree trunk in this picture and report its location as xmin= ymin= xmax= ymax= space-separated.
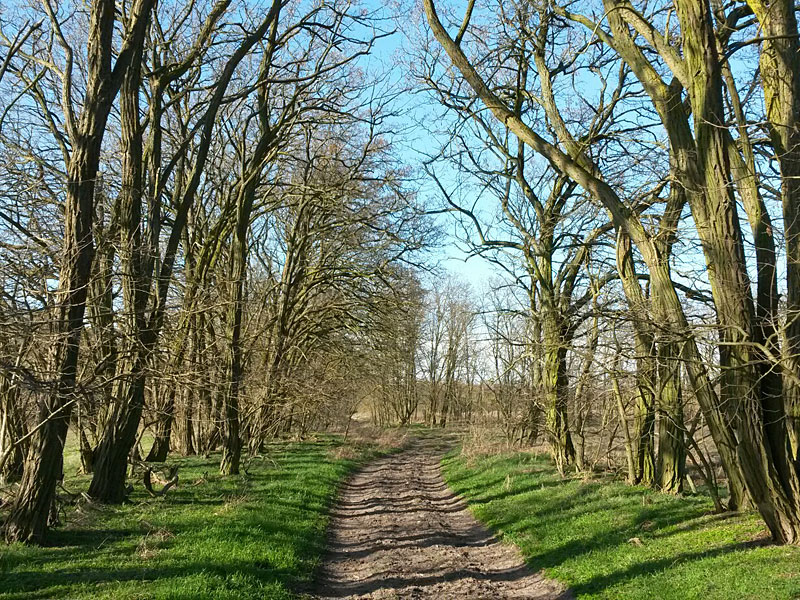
xmin=716 ymin=21 xmax=785 ymax=465
xmin=656 ymin=339 xmax=685 ymax=493
xmin=541 ymin=300 xmax=575 ymax=472
xmin=611 ymin=355 xmax=637 ymax=484
xmin=0 ymin=373 xmax=26 ymax=483
xmin=745 ymin=0 xmax=800 ymax=459
xmin=220 ymin=61 xmax=282 ymax=472
xmin=615 ymin=229 xmax=656 ymax=486
xmin=88 ymin=367 xmax=148 ymax=503
xmin=179 ymin=387 xmax=196 ymax=456
xmin=146 ymin=387 xmax=175 ymax=463
xmin=573 ymin=304 xmax=599 ymax=471
xmin=2 ymin=0 xmax=150 ymax=540
xmin=78 ymin=425 xmax=94 ymax=475
xmin=676 ymin=0 xmax=800 ymax=542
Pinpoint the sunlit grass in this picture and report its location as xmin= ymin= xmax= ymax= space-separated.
xmin=0 ymin=436 xmax=380 ymax=599
xmin=442 ymin=451 xmax=800 ymax=600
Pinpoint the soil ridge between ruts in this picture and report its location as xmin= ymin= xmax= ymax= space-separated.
xmin=311 ymin=433 xmax=570 ymax=599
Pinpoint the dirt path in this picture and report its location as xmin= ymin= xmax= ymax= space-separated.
xmin=312 ymin=436 xmax=570 ymax=599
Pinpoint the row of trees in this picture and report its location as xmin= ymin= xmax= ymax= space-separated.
xmin=0 ymin=0 xmax=428 ymax=544
xmin=414 ymin=0 xmax=800 ymax=544
xmin=4 ymin=0 xmax=800 ymax=552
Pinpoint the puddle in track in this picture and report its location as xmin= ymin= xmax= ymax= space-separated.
xmin=311 ymin=435 xmax=570 ymax=599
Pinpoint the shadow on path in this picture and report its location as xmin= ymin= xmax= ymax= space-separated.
xmin=311 ymin=435 xmax=569 ymax=599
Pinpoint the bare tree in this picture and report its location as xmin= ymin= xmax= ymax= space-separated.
xmin=420 ymin=0 xmax=800 ymax=542
xmin=2 ymin=0 xmax=155 ymax=543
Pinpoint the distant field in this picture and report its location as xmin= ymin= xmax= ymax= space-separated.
xmin=0 ymin=436 xmax=382 ymax=600
xmin=442 ymin=450 xmax=800 ymax=600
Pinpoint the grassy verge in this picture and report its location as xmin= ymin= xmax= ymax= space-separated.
xmin=442 ymin=451 xmax=800 ymax=600
xmin=0 ymin=436 xmax=384 ymax=599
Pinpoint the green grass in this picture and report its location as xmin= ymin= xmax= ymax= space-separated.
xmin=0 ymin=436 xmax=381 ymax=599
xmin=442 ymin=451 xmax=800 ymax=600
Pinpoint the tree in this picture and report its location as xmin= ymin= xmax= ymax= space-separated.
xmin=87 ymin=0 xmax=282 ymax=504
xmin=3 ymin=0 xmax=155 ymax=543
xmin=421 ymin=0 xmax=800 ymax=542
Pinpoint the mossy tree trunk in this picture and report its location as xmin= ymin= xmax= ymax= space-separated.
xmin=615 ymin=230 xmax=656 ymax=486
xmin=656 ymin=339 xmax=685 ymax=493
xmin=745 ymin=0 xmax=800 ymax=458
xmin=89 ymin=4 xmax=281 ymax=500
xmin=675 ymin=0 xmax=800 ymax=542
xmin=541 ymin=300 xmax=575 ymax=473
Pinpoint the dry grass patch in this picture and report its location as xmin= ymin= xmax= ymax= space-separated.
xmin=342 ymin=422 xmax=409 ymax=452
xmin=458 ymin=424 xmax=547 ymax=466
xmin=136 ymin=521 xmax=175 ymax=560
xmin=327 ymin=445 xmax=361 ymax=461
xmin=213 ymin=492 xmax=250 ymax=516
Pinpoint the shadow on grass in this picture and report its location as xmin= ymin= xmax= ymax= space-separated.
xmin=443 ymin=452 xmax=779 ymax=598
xmin=3 ymin=559 xmax=302 ymax=596
xmin=567 ymin=539 xmax=769 ymax=596
xmin=0 ymin=440 xmax=367 ymax=599
xmin=2 ymin=522 xmax=323 ymax=598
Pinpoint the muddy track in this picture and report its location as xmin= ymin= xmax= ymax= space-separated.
xmin=312 ymin=435 xmax=570 ymax=599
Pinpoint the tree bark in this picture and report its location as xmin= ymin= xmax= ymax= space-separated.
xmin=616 ymin=230 xmax=656 ymax=486
xmin=541 ymin=297 xmax=575 ymax=473
xmin=147 ymin=387 xmax=176 ymax=463
xmin=656 ymin=339 xmax=685 ymax=493
xmin=0 ymin=372 xmax=26 ymax=483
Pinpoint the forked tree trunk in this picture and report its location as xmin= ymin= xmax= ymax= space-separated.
xmin=89 ymin=368 xmax=148 ymax=503
xmin=653 ymin=183 xmax=686 ymax=494
xmin=147 ymin=387 xmax=175 ymax=463
xmin=4 ymin=0 xmax=154 ymax=540
xmin=88 ymin=25 xmax=151 ymax=503
xmin=600 ymin=0 xmax=752 ymax=509
xmin=715 ymin=19 xmax=785 ymax=465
